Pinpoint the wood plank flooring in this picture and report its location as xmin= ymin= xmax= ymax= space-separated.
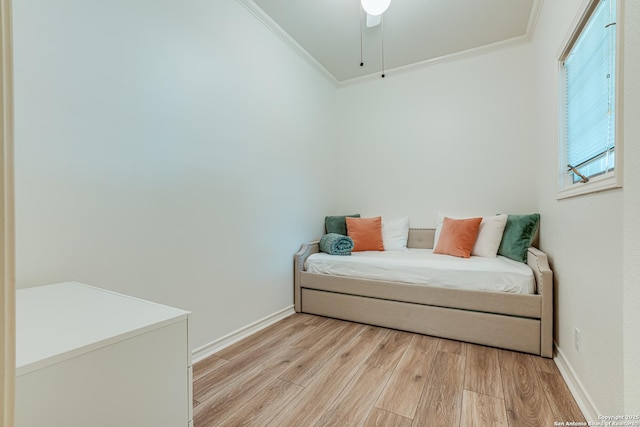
xmin=193 ymin=314 xmax=585 ymax=427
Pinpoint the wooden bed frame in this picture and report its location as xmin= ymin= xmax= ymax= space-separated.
xmin=294 ymin=228 xmax=553 ymax=358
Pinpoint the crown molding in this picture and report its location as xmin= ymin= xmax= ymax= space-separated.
xmin=339 ymin=0 xmax=543 ymax=87
xmin=235 ymin=0 xmax=339 ymax=87
xmin=238 ymin=0 xmax=543 ymax=88
xmin=526 ymin=0 xmax=544 ymax=42
xmin=337 ymin=33 xmax=533 ymax=87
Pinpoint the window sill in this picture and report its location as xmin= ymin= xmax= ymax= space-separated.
xmin=557 ymin=173 xmax=622 ymax=200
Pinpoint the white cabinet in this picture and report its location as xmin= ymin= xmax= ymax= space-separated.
xmin=16 ymin=282 xmax=192 ymax=427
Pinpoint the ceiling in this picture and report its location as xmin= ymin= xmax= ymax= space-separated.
xmin=240 ymin=0 xmax=541 ymax=84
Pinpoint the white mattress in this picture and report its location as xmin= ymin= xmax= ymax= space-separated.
xmin=304 ymin=249 xmax=536 ymax=294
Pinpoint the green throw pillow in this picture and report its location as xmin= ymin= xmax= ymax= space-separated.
xmin=325 ymin=214 xmax=360 ymax=236
xmin=498 ymin=214 xmax=540 ymax=263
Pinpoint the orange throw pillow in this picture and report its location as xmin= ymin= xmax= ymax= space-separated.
xmin=346 ymin=216 xmax=385 ymax=252
xmin=433 ymin=216 xmax=482 ymax=258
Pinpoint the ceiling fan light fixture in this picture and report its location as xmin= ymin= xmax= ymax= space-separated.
xmin=366 ymin=13 xmax=382 ymax=27
xmin=361 ymin=0 xmax=391 ymax=16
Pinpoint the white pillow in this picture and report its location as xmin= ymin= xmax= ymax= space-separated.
xmin=434 ymin=213 xmax=507 ymax=257
xmin=433 ymin=212 xmax=448 ymax=248
xmin=473 ymin=214 xmax=508 ymax=257
xmin=382 ymin=216 xmax=409 ymax=251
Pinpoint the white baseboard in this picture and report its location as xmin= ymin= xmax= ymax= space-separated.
xmin=554 ymin=343 xmax=599 ymax=421
xmin=191 ymin=306 xmax=296 ymax=364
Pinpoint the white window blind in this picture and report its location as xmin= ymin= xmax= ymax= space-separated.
xmin=563 ymin=0 xmax=616 ymax=180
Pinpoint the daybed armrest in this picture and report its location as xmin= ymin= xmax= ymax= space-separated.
xmin=527 ymin=247 xmax=554 ymax=358
xmin=294 ymin=241 xmax=319 ymax=312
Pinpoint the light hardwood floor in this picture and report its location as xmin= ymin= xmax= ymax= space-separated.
xmin=193 ymin=314 xmax=585 ymax=427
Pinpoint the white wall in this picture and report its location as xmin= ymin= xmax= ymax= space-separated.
xmin=333 ymin=0 xmax=635 ymax=414
xmin=12 ymin=0 xmax=337 ymax=350
xmin=333 ymin=45 xmax=538 ymax=224
xmin=531 ymin=0 xmax=624 ymax=415
xmin=623 ymin=0 xmax=640 ymax=413
xmin=12 ymin=0 xmax=638 ymax=414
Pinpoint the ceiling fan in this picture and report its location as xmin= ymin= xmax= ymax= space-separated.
xmin=360 ymin=0 xmax=392 ymax=76
xmin=362 ymin=0 xmax=391 ymax=27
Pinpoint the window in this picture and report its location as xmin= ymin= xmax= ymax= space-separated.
xmin=558 ymin=0 xmax=622 ymax=198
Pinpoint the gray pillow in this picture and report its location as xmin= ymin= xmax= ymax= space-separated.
xmin=325 ymin=214 xmax=360 ymax=235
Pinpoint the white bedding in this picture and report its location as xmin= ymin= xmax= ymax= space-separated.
xmin=304 ymin=249 xmax=535 ymax=294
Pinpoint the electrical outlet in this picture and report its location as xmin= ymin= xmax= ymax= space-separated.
xmin=575 ymin=328 xmax=582 ymax=353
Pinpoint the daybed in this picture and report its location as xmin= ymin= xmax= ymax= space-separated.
xmin=294 ymin=228 xmax=553 ymax=358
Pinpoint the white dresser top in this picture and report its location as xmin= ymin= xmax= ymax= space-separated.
xmin=16 ymin=282 xmax=190 ymax=376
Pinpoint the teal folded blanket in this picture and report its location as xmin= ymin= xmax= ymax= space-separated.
xmin=319 ymin=233 xmax=354 ymax=255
